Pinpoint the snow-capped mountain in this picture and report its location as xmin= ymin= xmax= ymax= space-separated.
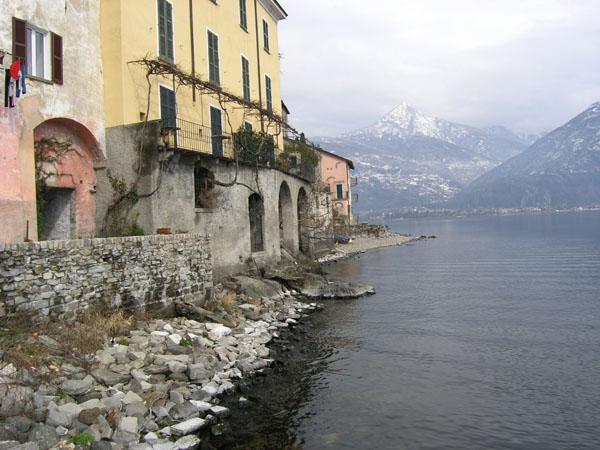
xmin=455 ymin=102 xmax=600 ymax=209
xmin=315 ymin=103 xmax=529 ymax=211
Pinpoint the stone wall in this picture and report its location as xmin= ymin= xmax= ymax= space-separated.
xmin=0 ymin=234 xmax=212 ymax=321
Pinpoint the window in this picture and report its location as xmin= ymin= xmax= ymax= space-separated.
xmin=194 ymin=166 xmax=215 ymax=209
xmin=210 ymin=106 xmax=223 ymax=156
xmin=265 ymin=75 xmax=273 ymax=112
xmin=336 ymin=184 xmax=344 ymax=200
xmin=158 ymin=0 xmax=174 ymax=62
xmin=12 ymin=18 xmax=62 ymax=84
xmin=26 ymin=27 xmax=46 ymax=79
xmin=241 ymin=56 xmax=250 ymax=101
xmin=249 ymin=194 xmax=264 ymax=252
xmin=207 ymin=30 xmax=220 ymax=85
xmin=262 ymin=19 xmax=270 ymax=52
xmin=160 ymin=85 xmax=176 ymax=128
xmin=239 ymin=0 xmax=248 ymax=30
xmin=244 ymin=121 xmax=253 ymax=132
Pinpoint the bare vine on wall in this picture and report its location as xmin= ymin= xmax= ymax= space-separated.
xmin=103 ymin=57 xmax=322 ymax=237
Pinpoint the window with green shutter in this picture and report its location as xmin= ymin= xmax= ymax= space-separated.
xmin=239 ymin=0 xmax=248 ymax=30
xmin=160 ymin=86 xmax=176 ymax=128
xmin=265 ymin=75 xmax=273 ymax=113
xmin=241 ymin=56 xmax=250 ymax=101
xmin=158 ymin=0 xmax=174 ymax=62
xmin=208 ymin=30 xmax=220 ymax=85
xmin=262 ymin=19 xmax=269 ymax=52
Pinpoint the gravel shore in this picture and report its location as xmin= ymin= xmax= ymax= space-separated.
xmin=318 ymin=233 xmax=417 ymax=263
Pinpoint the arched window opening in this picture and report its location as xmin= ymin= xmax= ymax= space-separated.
xmin=194 ymin=166 xmax=215 ymax=208
xmin=249 ymin=193 xmax=264 ymax=252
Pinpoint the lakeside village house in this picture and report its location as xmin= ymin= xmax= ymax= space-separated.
xmin=0 ymin=0 xmax=356 ymax=277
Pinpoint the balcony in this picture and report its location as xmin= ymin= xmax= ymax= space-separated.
xmin=162 ymin=118 xmax=318 ymax=182
xmin=351 ymin=176 xmax=358 ymax=187
xmin=163 ymin=117 xmax=234 ymax=157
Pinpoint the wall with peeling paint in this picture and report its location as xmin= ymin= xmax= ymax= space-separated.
xmin=0 ymin=0 xmax=105 ymax=243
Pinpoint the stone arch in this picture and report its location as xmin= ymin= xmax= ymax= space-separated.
xmin=34 ymin=118 xmax=100 ymax=240
xmin=248 ymin=193 xmax=265 ymax=253
xmin=297 ymin=187 xmax=309 ymax=254
xmin=278 ymin=181 xmax=294 ymax=253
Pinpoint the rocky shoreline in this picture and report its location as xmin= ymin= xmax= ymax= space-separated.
xmin=0 ymin=276 xmax=326 ymax=450
xmin=0 ymin=232 xmax=411 ymax=450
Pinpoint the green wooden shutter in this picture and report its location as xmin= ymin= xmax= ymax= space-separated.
xmin=263 ymin=20 xmax=269 ymax=51
xmin=242 ymin=56 xmax=250 ymax=101
xmin=210 ymin=106 xmax=223 ymax=156
xmin=160 ymin=86 xmax=176 ymax=128
xmin=239 ymin=0 xmax=247 ymax=30
xmin=265 ymin=76 xmax=272 ymax=112
xmin=158 ymin=0 xmax=173 ymax=61
xmin=208 ymin=31 xmax=220 ymax=85
xmin=165 ymin=1 xmax=173 ymax=61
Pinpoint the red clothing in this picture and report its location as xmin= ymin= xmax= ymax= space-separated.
xmin=10 ymin=60 xmax=21 ymax=80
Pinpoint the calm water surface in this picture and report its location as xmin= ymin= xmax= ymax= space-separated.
xmin=293 ymin=211 xmax=600 ymax=449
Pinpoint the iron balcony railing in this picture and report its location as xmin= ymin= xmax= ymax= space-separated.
xmin=162 ymin=117 xmax=318 ymax=182
xmin=163 ymin=117 xmax=234 ymax=157
xmin=351 ymin=176 xmax=358 ymax=187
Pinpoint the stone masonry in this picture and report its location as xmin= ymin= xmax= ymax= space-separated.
xmin=0 ymin=234 xmax=212 ymax=321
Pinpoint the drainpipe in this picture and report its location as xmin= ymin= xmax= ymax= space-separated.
xmin=254 ymin=0 xmax=265 ymax=132
xmin=189 ymin=0 xmax=196 ymax=102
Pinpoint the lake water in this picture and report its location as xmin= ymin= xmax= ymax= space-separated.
xmin=218 ymin=211 xmax=600 ymax=449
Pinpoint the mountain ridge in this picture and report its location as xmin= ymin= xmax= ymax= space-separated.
xmin=314 ymin=102 xmax=529 ymax=211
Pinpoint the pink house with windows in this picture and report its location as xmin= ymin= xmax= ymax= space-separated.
xmin=318 ymin=148 xmax=356 ymax=223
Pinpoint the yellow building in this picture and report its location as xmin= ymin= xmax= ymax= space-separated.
xmin=96 ymin=0 xmax=326 ymax=276
xmin=100 ymin=0 xmax=287 ymax=156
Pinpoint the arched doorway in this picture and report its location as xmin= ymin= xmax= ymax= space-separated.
xmin=34 ymin=118 xmax=100 ymax=240
xmin=297 ymin=187 xmax=309 ymax=254
xmin=278 ymin=181 xmax=294 ymax=252
xmin=248 ymin=193 xmax=265 ymax=253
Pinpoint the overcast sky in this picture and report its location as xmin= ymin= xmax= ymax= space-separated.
xmin=278 ymin=0 xmax=600 ymax=138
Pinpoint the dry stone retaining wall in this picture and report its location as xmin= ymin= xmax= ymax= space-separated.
xmin=0 ymin=234 xmax=212 ymax=321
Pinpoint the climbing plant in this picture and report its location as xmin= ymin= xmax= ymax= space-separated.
xmin=33 ymin=137 xmax=77 ymax=238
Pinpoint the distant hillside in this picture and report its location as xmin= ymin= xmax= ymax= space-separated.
xmin=315 ymin=102 xmax=528 ymax=211
xmin=455 ymin=102 xmax=600 ymax=209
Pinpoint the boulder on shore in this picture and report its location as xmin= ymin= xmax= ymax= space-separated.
xmin=294 ymin=273 xmax=375 ymax=299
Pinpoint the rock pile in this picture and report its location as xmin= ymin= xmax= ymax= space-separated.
xmin=0 ymin=280 xmax=318 ymax=450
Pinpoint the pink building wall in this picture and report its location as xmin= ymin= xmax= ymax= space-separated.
xmin=0 ymin=1 xmax=105 ymax=244
xmin=319 ymin=150 xmax=354 ymax=221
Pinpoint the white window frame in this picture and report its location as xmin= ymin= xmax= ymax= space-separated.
xmin=25 ymin=23 xmax=51 ymax=81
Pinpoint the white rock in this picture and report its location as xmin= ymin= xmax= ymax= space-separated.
xmin=163 ymin=324 xmax=174 ymax=333
xmin=122 ymin=390 xmax=144 ymax=405
xmin=175 ymin=434 xmax=201 ymax=450
xmin=131 ymin=369 xmax=150 ymax=382
xmin=118 ymin=416 xmax=138 ymax=434
xmin=167 ymin=334 xmax=182 ymax=346
xmin=200 ymin=382 xmax=219 ymax=397
xmin=189 ymin=400 xmax=212 ymax=413
xmin=143 ymin=431 xmax=160 ymax=444
xmin=209 ymin=405 xmax=230 ymax=418
xmin=217 ymin=381 xmax=234 ymax=394
xmin=151 ymin=331 xmax=169 ymax=338
xmin=170 ymin=418 xmax=207 ymax=436
xmin=167 ymin=360 xmax=187 ymax=374
xmin=208 ymin=326 xmax=232 ymax=341
xmin=204 ymin=323 xmax=221 ymax=331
